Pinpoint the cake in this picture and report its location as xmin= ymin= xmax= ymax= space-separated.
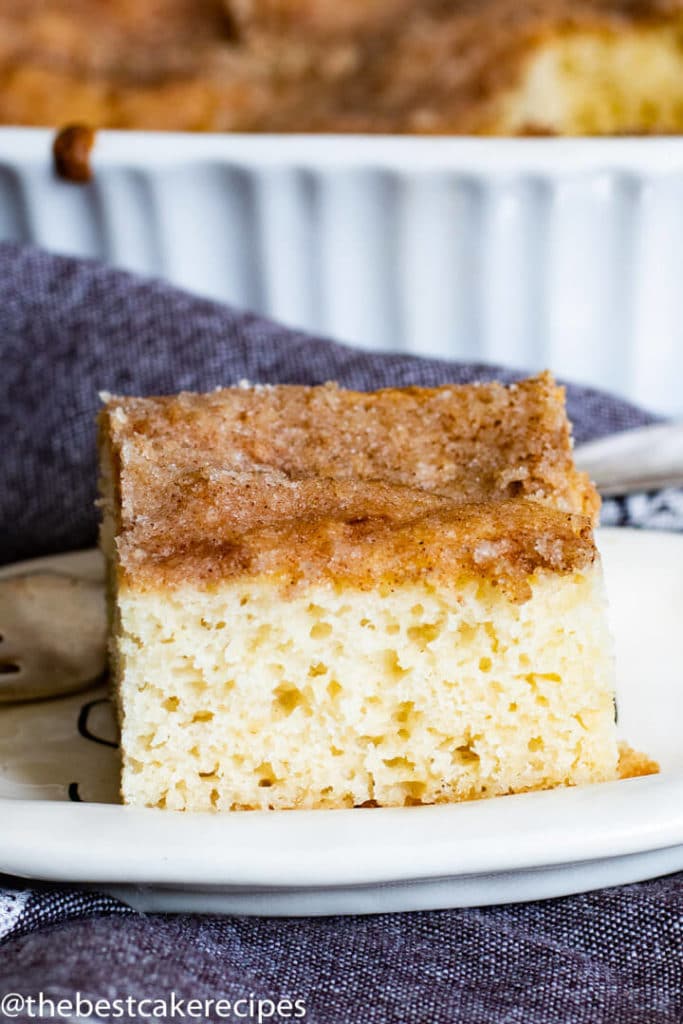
xmin=2 ymin=1 xmax=683 ymax=134
xmin=99 ymin=373 xmax=632 ymax=812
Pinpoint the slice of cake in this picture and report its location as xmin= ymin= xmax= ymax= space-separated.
xmin=99 ymin=373 xmax=620 ymax=812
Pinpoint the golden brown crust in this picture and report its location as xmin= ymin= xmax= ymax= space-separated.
xmin=618 ymin=742 xmax=660 ymax=779
xmin=100 ymin=374 xmax=598 ymax=595
xmin=0 ymin=0 xmax=681 ymax=131
xmin=103 ymin=373 xmax=598 ymax=516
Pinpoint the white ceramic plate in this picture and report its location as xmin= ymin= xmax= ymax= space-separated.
xmin=2 ymin=128 xmax=683 ymax=414
xmin=1 ymin=529 xmax=682 ymax=916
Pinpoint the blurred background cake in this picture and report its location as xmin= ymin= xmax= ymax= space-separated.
xmin=2 ymin=0 xmax=683 ymax=133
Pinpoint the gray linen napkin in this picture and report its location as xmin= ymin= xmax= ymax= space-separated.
xmin=1 ymin=243 xmax=681 ymax=1024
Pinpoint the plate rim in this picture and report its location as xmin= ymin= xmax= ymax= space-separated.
xmin=2 ymin=770 xmax=683 ymax=888
xmin=1 ymin=528 xmax=682 ymax=892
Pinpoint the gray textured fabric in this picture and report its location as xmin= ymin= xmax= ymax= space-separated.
xmin=1 ymin=243 xmax=681 ymax=1023
xmin=0 ymin=241 xmax=658 ymax=568
xmin=1 ymin=888 xmax=682 ymax=1024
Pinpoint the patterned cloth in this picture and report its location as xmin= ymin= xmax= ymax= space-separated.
xmin=1 ymin=243 xmax=682 ymax=1023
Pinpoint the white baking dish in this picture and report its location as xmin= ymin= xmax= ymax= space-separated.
xmin=1 ymin=128 xmax=681 ymax=415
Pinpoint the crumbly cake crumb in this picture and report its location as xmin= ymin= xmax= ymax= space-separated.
xmin=618 ymin=742 xmax=660 ymax=779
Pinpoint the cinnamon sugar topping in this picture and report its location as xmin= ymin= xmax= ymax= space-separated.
xmin=99 ymin=374 xmax=599 ymax=596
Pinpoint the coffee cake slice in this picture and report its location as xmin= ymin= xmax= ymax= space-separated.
xmin=99 ymin=373 xmax=619 ymax=812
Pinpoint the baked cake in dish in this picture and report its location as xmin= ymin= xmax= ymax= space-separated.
xmin=99 ymin=373 xmax=630 ymax=812
xmin=2 ymin=1 xmax=683 ymax=134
